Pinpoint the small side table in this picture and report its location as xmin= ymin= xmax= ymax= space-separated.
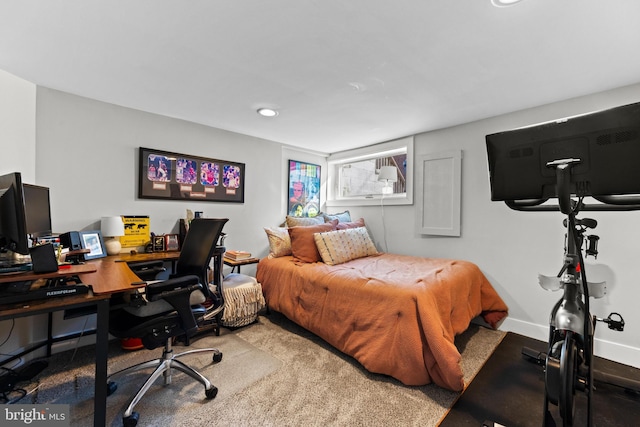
xmin=223 ymin=256 xmax=260 ymax=274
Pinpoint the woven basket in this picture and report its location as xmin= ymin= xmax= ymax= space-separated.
xmin=220 ymin=273 xmax=265 ymax=328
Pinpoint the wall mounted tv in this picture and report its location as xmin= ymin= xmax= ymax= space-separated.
xmin=486 ymin=101 xmax=640 ymax=204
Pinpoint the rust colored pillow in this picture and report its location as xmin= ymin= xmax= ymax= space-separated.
xmin=288 ymin=220 xmax=338 ymax=263
xmin=336 ymin=218 xmax=365 ymax=230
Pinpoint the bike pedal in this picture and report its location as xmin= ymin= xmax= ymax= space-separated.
xmin=521 ymin=346 xmax=546 ymax=366
xmin=602 ymin=312 xmax=625 ymax=331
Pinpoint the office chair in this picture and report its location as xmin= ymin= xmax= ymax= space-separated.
xmin=107 ymin=218 xmax=228 ymax=427
xmin=128 ymin=218 xmax=228 ymax=336
xmin=171 ymin=218 xmax=228 ymax=336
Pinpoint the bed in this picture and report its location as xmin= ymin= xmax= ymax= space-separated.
xmin=258 ymin=216 xmax=508 ymax=391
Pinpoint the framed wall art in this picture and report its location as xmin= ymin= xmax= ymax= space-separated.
xmin=138 ymin=147 xmax=245 ymax=203
xmin=288 ymin=160 xmax=321 ymax=217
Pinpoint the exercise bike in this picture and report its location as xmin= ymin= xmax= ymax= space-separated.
xmin=509 ymin=159 xmax=640 ymax=426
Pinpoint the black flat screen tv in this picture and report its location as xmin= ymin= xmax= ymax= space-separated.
xmin=0 ymin=172 xmax=30 ymax=255
xmin=486 ymin=101 xmax=640 ymax=202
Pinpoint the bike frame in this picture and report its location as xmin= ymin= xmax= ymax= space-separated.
xmin=507 ymin=158 xmax=640 ymax=427
xmin=543 ymin=208 xmax=594 ymax=426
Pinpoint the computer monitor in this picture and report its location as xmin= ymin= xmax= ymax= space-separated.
xmin=486 ymin=101 xmax=640 ymax=203
xmin=0 ymin=172 xmax=30 ymax=255
xmin=23 ymin=183 xmax=52 ymax=239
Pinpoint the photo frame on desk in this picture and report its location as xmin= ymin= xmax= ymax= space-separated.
xmin=79 ymin=230 xmax=107 ymax=260
xmin=153 ymin=235 xmax=165 ymax=252
xmin=164 ymin=234 xmax=180 ymax=251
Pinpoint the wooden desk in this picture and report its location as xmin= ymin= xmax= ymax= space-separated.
xmin=0 ymin=257 xmax=157 ymax=427
xmin=114 ymin=251 xmax=180 ymax=264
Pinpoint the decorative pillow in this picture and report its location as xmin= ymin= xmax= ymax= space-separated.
xmin=321 ymin=210 xmax=352 ymax=223
xmin=285 ymin=215 xmax=324 ymax=227
xmin=336 ymin=218 xmax=365 ymax=230
xmin=314 ymin=227 xmax=378 ymax=266
xmin=288 ymin=220 xmax=338 ymax=263
xmin=264 ymin=227 xmax=292 ymax=257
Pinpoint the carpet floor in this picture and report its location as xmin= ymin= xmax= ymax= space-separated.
xmin=440 ymin=332 xmax=640 ymax=427
xmin=9 ymin=311 xmax=505 ymax=426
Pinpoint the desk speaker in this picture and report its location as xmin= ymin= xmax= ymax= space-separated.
xmin=29 ymin=243 xmax=59 ymax=273
xmin=60 ymin=231 xmax=81 ymax=250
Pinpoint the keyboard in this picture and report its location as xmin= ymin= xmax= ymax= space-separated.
xmin=0 ymin=263 xmax=33 ymax=274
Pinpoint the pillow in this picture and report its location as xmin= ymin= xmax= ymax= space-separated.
xmin=285 ymin=215 xmax=324 ymax=227
xmin=314 ymin=227 xmax=378 ymax=266
xmin=288 ymin=220 xmax=338 ymax=263
xmin=264 ymin=227 xmax=292 ymax=257
xmin=336 ymin=218 xmax=365 ymax=230
xmin=321 ymin=210 xmax=352 ymax=223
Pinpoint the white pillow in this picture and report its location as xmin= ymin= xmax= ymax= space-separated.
xmin=264 ymin=226 xmax=292 ymax=257
xmin=313 ymin=227 xmax=378 ymax=266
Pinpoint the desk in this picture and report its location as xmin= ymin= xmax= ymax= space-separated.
xmin=0 ymin=255 xmax=161 ymax=427
xmin=114 ymin=251 xmax=180 ymax=264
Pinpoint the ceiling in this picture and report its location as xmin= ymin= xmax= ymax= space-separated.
xmin=2 ymin=1 xmax=640 ymax=154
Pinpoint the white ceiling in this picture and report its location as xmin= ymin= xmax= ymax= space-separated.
xmin=2 ymin=1 xmax=640 ymax=154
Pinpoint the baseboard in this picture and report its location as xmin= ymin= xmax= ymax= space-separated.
xmin=50 ymin=334 xmax=98 ymax=355
xmin=500 ymin=317 xmax=640 ymax=369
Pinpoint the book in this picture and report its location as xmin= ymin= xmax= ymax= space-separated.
xmin=225 ymin=250 xmax=252 ymax=260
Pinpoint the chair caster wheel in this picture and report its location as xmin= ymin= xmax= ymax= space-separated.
xmin=123 ymin=412 xmax=139 ymax=427
xmin=213 ymin=351 xmax=223 ymax=363
xmin=107 ymin=381 xmax=117 ymax=396
xmin=205 ymin=385 xmax=218 ymax=399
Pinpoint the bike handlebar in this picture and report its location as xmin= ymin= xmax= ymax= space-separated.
xmin=504 ymin=158 xmax=640 ymax=213
xmin=505 ymin=197 xmax=640 ymax=212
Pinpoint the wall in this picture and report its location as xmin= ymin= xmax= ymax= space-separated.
xmin=0 ymin=69 xmax=36 ymax=180
xmin=347 ymin=83 xmax=640 ymax=368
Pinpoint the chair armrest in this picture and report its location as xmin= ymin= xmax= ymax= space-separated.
xmin=146 ymin=275 xmax=203 ymax=337
xmin=146 ymin=275 xmax=200 ymax=301
xmin=128 ymin=260 xmax=166 ymax=281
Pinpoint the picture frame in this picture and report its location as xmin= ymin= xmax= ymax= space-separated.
xmin=138 ymin=147 xmax=245 ymax=203
xmin=288 ymin=160 xmax=321 ymax=217
xmin=153 ymin=235 xmax=165 ymax=252
xmin=164 ymin=234 xmax=180 ymax=251
xmin=79 ymin=230 xmax=107 ymax=260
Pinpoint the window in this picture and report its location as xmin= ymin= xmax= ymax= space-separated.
xmin=327 ymin=136 xmax=413 ymax=206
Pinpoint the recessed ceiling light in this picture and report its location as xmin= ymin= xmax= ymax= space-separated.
xmin=257 ymin=107 xmax=278 ymax=117
xmin=491 ymin=0 xmax=524 ymax=7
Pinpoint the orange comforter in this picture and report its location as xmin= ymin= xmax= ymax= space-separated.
xmin=257 ymin=253 xmax=508 ymax=391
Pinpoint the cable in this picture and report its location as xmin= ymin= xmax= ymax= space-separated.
xmin=380 ymin=194 xmax=389 ymax=252
xmin=21 ymin=314 xmax=91 ymax=400
xmin=0 ymin=319 xmax=16 ymax=348
xmin=0 ymin=319 xmax=24 ymax=370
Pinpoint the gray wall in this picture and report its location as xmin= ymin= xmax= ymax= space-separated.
xmin=2 ymin=70 xmax=639 ymax=368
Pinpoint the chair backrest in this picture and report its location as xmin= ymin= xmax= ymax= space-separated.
xmin=175 ymin=218 xmax=228 ymax=292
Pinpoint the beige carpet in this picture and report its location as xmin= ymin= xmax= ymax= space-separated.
xmin=22 ymin=312 xmax=505 ymax=426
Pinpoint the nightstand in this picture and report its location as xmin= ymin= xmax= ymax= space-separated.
xmin=223 ymin=256 xmax=260 ymax=274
